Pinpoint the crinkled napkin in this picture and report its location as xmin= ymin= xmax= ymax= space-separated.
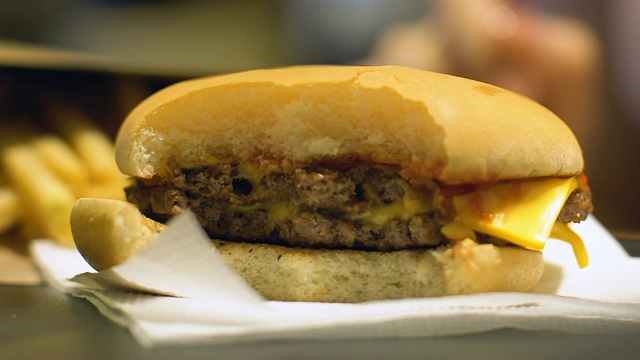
xmin=31 ymin=213 xmax=640 ymax=347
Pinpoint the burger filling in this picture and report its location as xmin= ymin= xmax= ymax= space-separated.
xmin=125 ymin=162 xmax=593 ymax=252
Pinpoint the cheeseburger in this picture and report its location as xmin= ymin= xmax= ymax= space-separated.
xmin=70 ymin=65 xmax=593 ymax=303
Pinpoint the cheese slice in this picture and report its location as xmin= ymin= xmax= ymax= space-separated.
xmin=448 ymin=177 xmax=589 ymax=268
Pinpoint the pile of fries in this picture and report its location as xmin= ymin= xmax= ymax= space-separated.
xmin=0 ymin=99 xmax=131 ymax=248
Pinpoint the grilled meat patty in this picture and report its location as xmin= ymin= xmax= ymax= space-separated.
xmin=125 ymin=163 xmax=592 ymax=251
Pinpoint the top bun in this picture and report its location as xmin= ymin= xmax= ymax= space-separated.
xmin=116 ymin=65 xmax=583 ymax=185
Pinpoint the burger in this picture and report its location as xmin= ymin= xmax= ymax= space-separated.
xmin=70 ymin=65 xmax=593 ymax=303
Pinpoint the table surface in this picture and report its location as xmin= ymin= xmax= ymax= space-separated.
xmin=2 ymin=237 xmax=639 ymax=360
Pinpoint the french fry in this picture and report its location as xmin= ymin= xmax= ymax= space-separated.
xmin=1 ymin=144 xmax=76 ymax=247
xmin=45 ymin=100 xmax=122 ymax=183
xmin=31 ymin=134 xmax=91 ymax=186
xmin=0 ymin=187 xmax=20 ymax=234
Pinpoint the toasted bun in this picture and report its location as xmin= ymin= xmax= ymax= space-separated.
xmin=71 ymin=198 xmax=544 ymax=302
xmin=70 ymin=198 xmax=164 ymax=271
xmin=116 ymin=65 xmax=583 ymax=185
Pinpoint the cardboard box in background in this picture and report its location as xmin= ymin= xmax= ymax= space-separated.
xmin=0 ymin=38 xmax=201 ymax=132
xmin=0 ymin=0 xmax=294 ymax=75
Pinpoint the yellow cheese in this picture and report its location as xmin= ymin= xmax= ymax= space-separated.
xmin=351 ymin=185 xmax=432 ymax=226
xmin=441 ymin=222 xmax=477 ymax=242
xmin=550 ymin=222 xmax=589 ymax=268
xmin=353 ymin=200 xmax=407 ymax=226
xmin=449 ymin=177 xmax=589 ymax=268
xmin=268 ymin=202 xmax=295 ymax=223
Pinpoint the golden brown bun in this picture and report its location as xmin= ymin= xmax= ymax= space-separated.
xmin=70 ymin=198 xmax=165 ymax=271
xmin=71 ymin=198 xmax=544 ymax=303
xmin=116 ymin=65 xmax=583 ymax=184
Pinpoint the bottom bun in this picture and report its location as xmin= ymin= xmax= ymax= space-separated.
xmin=71 ymin=198 xmax=544 ymax=303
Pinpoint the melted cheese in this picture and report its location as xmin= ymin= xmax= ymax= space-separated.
xmin=350 ymin=186 xmax=432 ymax=226
xmin=448 ymin=177 xmax=589 ymax=268
xmin=551 ymin=222 xmax=589 ymax=268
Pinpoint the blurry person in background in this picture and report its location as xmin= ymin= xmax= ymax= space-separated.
xmin=609 ymin=0 xmax=640 ymax=135
xmin=286 ymin=0 xmax=603 ymax=159
xmin=363 ymin=0 xmax=604 ymax=170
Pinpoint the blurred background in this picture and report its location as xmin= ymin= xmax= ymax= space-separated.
xmin=0 ymin=0 xmax=638 ymax=234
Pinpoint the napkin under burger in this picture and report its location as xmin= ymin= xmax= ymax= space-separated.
xmin=70 ymin=65 xmax=593 ymax=303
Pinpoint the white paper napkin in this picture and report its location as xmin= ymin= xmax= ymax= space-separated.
xmin=31 ymin=213 xmax=640 ymax=347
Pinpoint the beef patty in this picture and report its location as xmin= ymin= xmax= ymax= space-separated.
xmin=125 ymin=163 xmax=592 ymax=251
